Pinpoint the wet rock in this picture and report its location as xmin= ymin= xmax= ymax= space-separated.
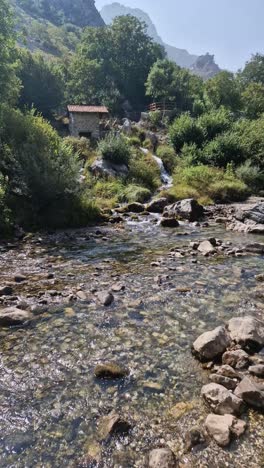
xmin=235 ymin=377 xmax=264 ymax=409
xmin=97 ymin=291 xmax=114 ymax=306
xmin=244 ymin=242 xmax=264 ymax=254
xmin=222 ymin=349 xmax=250 ymax=369
xmin=205 ymin=414 xmax=246 ymax=447
xmin=185 ymin=427 xmax=206 ymax=452
xmin=94 ymin=362 xmax=129 ymax=379
xmin=0 ymin=285 xmax=13 ymax=296
xmin=14 ymin=274 xmax=27 ymax=283
xmin=227 ymin=316 xmax=264 ymax=351
xmin=249 ymin=364 xmax=264 ymax=377
xmin=148 ymin=448 xmax=177 ymax=468
xmin=164 ymin=199 xmax=204 ymax=222
xmin=236 ymin=202 xmax=264 ymax=224
xmin=126 ymin=202 xmax=145 ymax=213
xmin=111 ymin=283 xmax=125 ymax=293
xmin=197 ymin=241 xmax=216 ymax=255
xmin=201 ymin=383 xmax=244 ymax=415
xmin=168 ymin=402 xmax=195 ymax=420
xmin=160 ymin=218 xmax=179 ymax=228
xmin=0 ymin=307 xmax=32 ymax=326
xmin=78 ymin=441 xmax=101 ymax=467
xmin=209 ymin=374 xmax=238 ymax=391
xmin=76 ymin=290 xmax=87 ymax=301
xmin=143 ymin=381 xmax=164 ymax=393
xmin=146 ymin=198 xmax=168 ymax=213
xmin=4 ymin=432 xmax=36 ymax=454
xmin=215 ymin=365 xmax=241 ymax=380
xmin=97 ymin=412 xmax=131 ymax=441
xmin=192 ymin=326 xmax=231 ymax=361
xmin=255 ymin=274 xmax=264 ymax=282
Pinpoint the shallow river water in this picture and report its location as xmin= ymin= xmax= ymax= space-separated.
xmin=0 ymin=219 xmax=263 ymax=467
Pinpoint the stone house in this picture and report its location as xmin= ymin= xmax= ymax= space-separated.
xmin=67 ymin=105 xmax=109 ymax=139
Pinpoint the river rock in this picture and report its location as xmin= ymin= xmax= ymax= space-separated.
xmin=222 ymin=349 xmax=250 ymax=369
xmin=160 ymin=218 xmax=179 ymax=228
xmin=215 ymin=365 xmax=241 ymax=380
xmin=209 ymin=374 xmax=238 ymax=391
xmin=255 ymin=274 xmax=264 ymax=282
xmin=97 ymin=412 xmax=131 ymax=441
xmin=126 ymin=202 xmax=145 ymax=213
xmin=0 ymin=286 xmax=13 ymax=296
xmin=205 ymin=414 xmax=246 ymax=447
xmin=97 ymin=291 xmax=114 ymax=306
xmin=249 ymin=364 xmax=264 ymax=377
xmin=227 ymin=316 xmax=264 ymax=351
xmin=235 ymin=377 xmax=264 ymax=409
xmin=192 ymin=326 xmax=231 ymax=361
xmin=0 ymin=307 xmax=32 ymax=326
xmin=14 ymin=274 xmax=27 ymax=283
xmin=146 ymin=198 xmax=168 ymax=213
xmin=148 ymin=448 xmax=177 ymax=468
xmin=185 ymin=427 xmax=206 ymax=452
xmin=201 ymin=383 xmax=244 ymax=415
xmin=94 ymin=362 xmax=129 ymax=379
xmin=164 ymin=199 xmax=204 ymax=222
xmin=236 ymin=203 xmax=264 ymax=224
xmin=90 ymin=159 xmax=129 ymax=178
xmin=197 ymin=240 xmax=216 ymax=255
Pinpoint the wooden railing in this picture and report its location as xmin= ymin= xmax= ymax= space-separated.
xmin=148 ymin=102 xmax=177 ymax=112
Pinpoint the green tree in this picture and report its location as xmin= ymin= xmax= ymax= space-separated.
xmin=239 ymin=53 xmax=264 ymax=85
xmin=205 ymin=71 xmax=242 ymax=112
xmin=169 ymin=114 xmax=205 ymax=152
xmin=17 ymin=49 xmax=64 ymax=117
xmin=241 ymin=82 xmax=264 ymax=119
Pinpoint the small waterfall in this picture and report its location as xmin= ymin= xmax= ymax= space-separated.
xmin=140 ymin=148 xmax=173 ymax=186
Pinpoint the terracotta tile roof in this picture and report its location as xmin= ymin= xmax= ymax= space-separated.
xmin=67 ymin=105 xmax=109 ymax=114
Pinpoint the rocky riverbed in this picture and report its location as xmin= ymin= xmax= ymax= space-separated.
xmin=0 ymin=207 xmax=263 ymax=467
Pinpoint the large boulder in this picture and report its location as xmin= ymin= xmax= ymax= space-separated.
xmin=192 ymin=326 xmax=231 ymax=361
xmin=205 ymin=414 xmax=246 ymax=447
xmin=146 ymin=198 xmax=169 ymax=213
xmin=197 ymin=240 xmax=216 ymax=255
xmin=222 ymin=349 xmax=250 ymax=369
xmin=0 ymin=307 xmax=32 ymax=326
xmin=201 ymin=383 xmax=244 ymax=415
xmin=125 ymin=202 xmax=145 ymax=213
xmin=148 ymin=448 xmax=177 ymax=468
xmin=235 ymin=377 xmax=264 ymax=409
xmin=90 ymin=159 xmax=129 ymax=178
xmin=160 ymin=217 xmax=179 ymax=228
xmin=227 ymin=316 xmax=264 ymax=351
xmin=164 ymin=199 xmax=204 ymax=222
xmin=236 ymin=203 xmax=264 ymax=224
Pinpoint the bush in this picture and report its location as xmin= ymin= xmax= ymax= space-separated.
xmin=236 ymin=161 xmax=264 ymax=193
xmin=156 ymin=145 xmax=176 ymax=173
xmin=64 ymin=136 xmax=96 ymax=161
xmin=149 ymin=110 xmax=162 ymax=127
xmin=233 ymin=117 xmax=264 ymax=170
xmin=0 ymin=175 xmax=12 ymax=237
xmin=200 ymin=132 xmax=243 ymax=167
xmin=170 ymin=165 xmax=248 ymax=204
xmin=123 ymin=184 xmax=151 ymax=203
xmin=198 ymin=108 xmax=233 ymax=141
xmin=90 ymin=178 xmax=125 ymax=209
xmin=129 ymin=152 xmax=161 ymax=190
xmin=169 ymin=113 xmax=205 ymax=152
xmin=128 ymin=136 xmax=141 ymax=148
xmin=98 ymin=132 xmax=131 ymax=165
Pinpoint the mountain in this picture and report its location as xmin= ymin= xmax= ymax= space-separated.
xmin=12 ymin=0 xmax=104 ymax=56
xmin=100 ymin=2 xmax=198 ymax=69
xmin=191 ymin=53 xmax=221 ymax=80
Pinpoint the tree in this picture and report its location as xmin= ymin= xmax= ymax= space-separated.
xmin=17 ymin=49 xmax=64 ymax=117
xmin=239 ymin=53 xmax=264 ymax=85
xmin=67 ymin=16 xmax=164 ymax=111
xmin=146 ymin=58 xmax=203 ymax=112
xmin=0 ymin=0 xmax=19 ymax=105
xmin=242 ymin=82 xmax=264 ymax=119
xmin=205 ymin=71 xmax=242 ymax=112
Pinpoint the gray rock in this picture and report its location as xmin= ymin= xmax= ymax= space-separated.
xmin=94 ymin=362 xmax=129 ymax=379
xmin=97 ymin=291 xmax=114 ymax=306
xmin=222 ymin=349 xmax=250 ymax=369
xmin=192 ymin=326 xmax=231 ymax=361
xmin=249 ymin=364 xmax=264 ymax=377
xmin=235 ymin=377 xmax=264 ymax=409
xmin=160 ymin=218 xmax=179 ymax=228
xmin=0 ymin=286 xmax=13 ymax=296
xmin=90 ymin=158 xmax=129 ymax=178
xmin=209 ymin=374 xmax=238 ymax=391
xmin=0 ymin=307 xmax=32 ymax=326
xmin=148 ymin=448 xmax=177 ymax=468
xmin=14 ymin=275 xmax=27 ymax=283
xmin=215 ymin=365 xmax=241 ymax=380
xmin=97 ymin=412 xmax=131 ymax=441
xmin=236 ymin=203 xmax=264 ymax=224
xmin=201 ymin=383 xmax=244 ymax=415
xmin=121 ymin=118 xmax=132 ymax=135
xmin=164 ymin=198 xmax=204 ymax=222
xmin=205 ymin=414 xmax=246 ymax=447
xmin=228 ymin=316 xmax=264 ymax=351
xmin=146 ymin=198 xmax=168 ymax=213
xmin=126 ymin=202 xmax=145 ymax=213
xmin=185 ymin=427 xmax=206 ymax=452
xmin=198 ymin=240 xmax=216 ymax=255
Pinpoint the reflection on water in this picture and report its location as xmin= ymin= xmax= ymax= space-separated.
xmin=0 ymin=221 xmax=263 ymax=467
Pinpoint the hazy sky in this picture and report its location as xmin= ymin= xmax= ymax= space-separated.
xmin=95 ymin=0 xmax=264 ymax=70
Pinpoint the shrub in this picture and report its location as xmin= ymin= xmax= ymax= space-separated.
xmin=129 ymin=153 xmax=161 ymax=190
xmin=156 ymin=145 xmax=176 ymax=173
xmin=169 ymin=113 xmax=205 ymax=152
xmin=236 ymin=161 xmax=264 ymax=193
xmin=64 ymin=136 xmax=96 ymax=161
xmin=198 ymin=108 xmax=233 ymax=141
xmin=128 ymin=136 xmax=141 ymax=148
xmin=201 ymin=132 xmax=244 ymax=167
xmin=0 ymin=175 xmax=12 ymax=237
xmin=170 ymin=165 xmax=248 ymax=204
xmin=149 ymin=110 xmax=162 ymax=127
xmin=233 ymin=117 xmax=264 ymax=170
xmin=123 ymin=184 xmax=151 ymax=203
xmin=98 ymin=132 xmax=131 ymax=165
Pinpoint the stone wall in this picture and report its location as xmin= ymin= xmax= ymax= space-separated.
xmin=69 ymin=112 xmax=100 ymax=138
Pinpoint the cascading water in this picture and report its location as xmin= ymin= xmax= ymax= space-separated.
xmin=140 ymin=148 xmax=173 ymax=186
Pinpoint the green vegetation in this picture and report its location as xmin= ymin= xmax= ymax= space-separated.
xmin=98 ymin=132 xmax=132 ymax=165
xmin=156 ymin=145 xmax=177 ymax=173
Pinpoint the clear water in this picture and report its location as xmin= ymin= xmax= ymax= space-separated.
xmin=0 ymin=221 xmax=263 ymax=467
